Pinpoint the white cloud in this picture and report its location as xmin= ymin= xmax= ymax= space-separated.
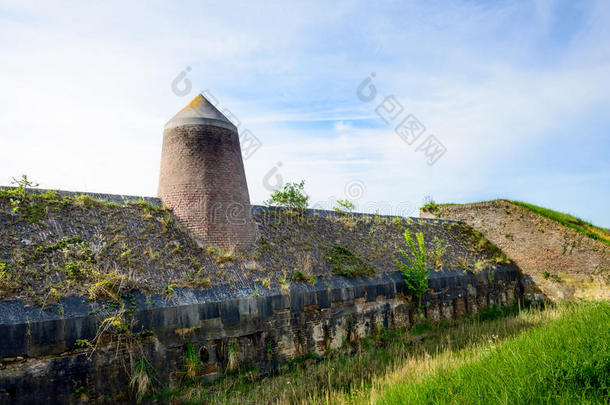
xmin=0 ymin=0 xmax=608 ymax=224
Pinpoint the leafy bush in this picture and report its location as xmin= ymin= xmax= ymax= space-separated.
xmin=265 ymin=181 xmax=309 ymax=212
xmin=396 ymin=229 xmax=428 ymax=310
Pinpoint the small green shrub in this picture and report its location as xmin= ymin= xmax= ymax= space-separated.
xmin=333 ymin=199 xmax=355 ymax=214
xmin=64 ymin=261 xmax=84 ymax=279
xmin=265 ymin=181 xmax=309 ymax=212
xmin=476 ymin=302 xmax=521 ymax=322
xmin=327 ymin=244 xmax=374 ymax=278
xmin=396 ymin=229 xmax=428 ymax=310
xmin=3 ymin=175 xmax=47 ymax=223
xmin=87 ymin=271 xmax=127 ymax=301
xmin=0 ymin=262 xmax=17 ymax=295
xmin=390 ymin=216 xmax=404 ymax=229
xmin=74 ymin=386 xmax=87 ymax=398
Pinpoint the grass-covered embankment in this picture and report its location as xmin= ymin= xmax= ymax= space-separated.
xmin=381 ymin=300 xmax=609 ymax=404
xmin=424 ymin=198 xmax=610 ymax=246
xmin=168 ymin=300 xmax=609 ymax=404
xmin=509 ymin=200 xmax=610 ymax=246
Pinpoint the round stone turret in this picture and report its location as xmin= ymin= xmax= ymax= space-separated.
xmin=158 ymin=94 xmax=257 ymax=248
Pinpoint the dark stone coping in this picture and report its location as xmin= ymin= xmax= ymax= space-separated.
xmin=0 ymin=265 xmax=520 ymax=359
xmin=0 ymin=187 xmax=461 ymax=224
xmin=0 ymin=187 xmax=162 ymax=206
xmin=251 ymin=205 xmax=463 ymax=224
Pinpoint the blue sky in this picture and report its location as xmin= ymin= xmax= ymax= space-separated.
xmin=1 ymin=0 xmax=609 ymax=226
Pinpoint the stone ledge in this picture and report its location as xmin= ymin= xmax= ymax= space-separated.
xmin=0 ymin=266 xmax=520 ymax=360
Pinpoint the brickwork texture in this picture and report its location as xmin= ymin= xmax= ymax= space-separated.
xmin=158 ymin=123 xmax=256 ymax=248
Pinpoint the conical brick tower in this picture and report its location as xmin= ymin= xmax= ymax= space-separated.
xmin=158 ymin=94 xmax=257 ymax=248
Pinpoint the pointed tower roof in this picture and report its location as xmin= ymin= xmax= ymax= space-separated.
xmin=164 ymin=94 xmax=237 ymax=131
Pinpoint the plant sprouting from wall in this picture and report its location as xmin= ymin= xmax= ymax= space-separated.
xmin=130 ymin=358 xmax=153 ymax=403
xmin=429 ymin=236 xmax=447 ymax=270
xmin=227 ymin=343 xmax=239 ymax=373
xmin=264 ymin=180 xmax=309 ymax=212
xmin=5 ymin=175 xmax=47 ymax=223
xmin=183 ymin=343 xmax=202 ymax=381
xmin=396 ymin=229 xmax=428 ymax=311
xmin=333 ymin=199 xmax=355 ymax=214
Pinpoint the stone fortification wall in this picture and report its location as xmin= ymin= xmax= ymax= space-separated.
xmin=0 ymin=266 xmax=521 ymax=404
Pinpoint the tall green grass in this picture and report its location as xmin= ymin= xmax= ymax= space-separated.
xmin=381 ymin=300 xmax=610 ymax=404
xmin=166 ymin=301 xmax=609 ymax=404
xmin=509 ymin=200 xmax=610 ymax=246
xmin=167 ymin=301 xmax=610 ymax=404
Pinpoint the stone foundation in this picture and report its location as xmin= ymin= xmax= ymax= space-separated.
xmin=0 ymin=266 xmax=521 ymax=404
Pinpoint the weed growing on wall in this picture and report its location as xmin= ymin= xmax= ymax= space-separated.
xmin=206 ymin=246 xmax=236 ymax=263
xmin=2 ymin=175 xmax=47 ymax=223
xmin=183 ymin=343 xmax=202 ymax=381
xmin=327 ymin=243 xmax=374 ymax=278
xmin=333 ymin=199 xmax=355 ymax=214
xmin=130 ymin=358 xmax=154 ymax=403
xmin=396 ymin=229 xmax=428 ymax=310
xmin=429 ymin=236 xmax=447 ymax=270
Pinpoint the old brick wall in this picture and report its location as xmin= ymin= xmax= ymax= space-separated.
xmin=158 ymin=124 xmax=256 ymax=248
xmin=422 ymin=200 xmax=610 ymax=300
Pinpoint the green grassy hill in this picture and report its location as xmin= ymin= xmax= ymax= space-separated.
xmin=508 ymin=200 xmax=610 ymax=246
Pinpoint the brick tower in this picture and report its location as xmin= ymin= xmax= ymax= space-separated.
xmin=158 ymin=94 xmax=257 ymax=248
